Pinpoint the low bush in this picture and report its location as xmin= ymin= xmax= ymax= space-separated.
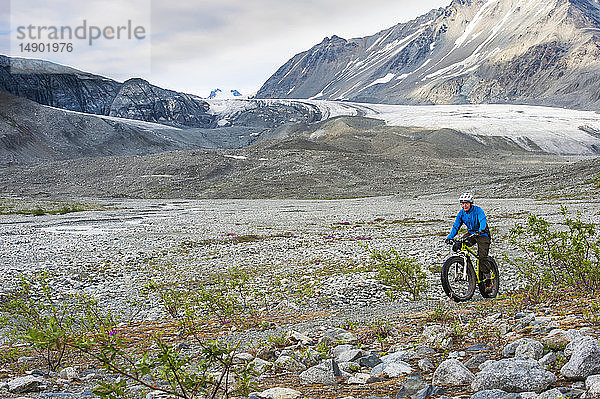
xmin=370 ymin=248 xmax=428 ymax=300
xmin=507 ymin=206 xmax=600 ymax=299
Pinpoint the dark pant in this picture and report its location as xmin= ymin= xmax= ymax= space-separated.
xmin=475 ymin=236 xmax=491 ymax=275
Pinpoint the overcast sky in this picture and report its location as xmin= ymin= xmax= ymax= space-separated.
xmin=1 ymin=0 xmax=450 ymax=97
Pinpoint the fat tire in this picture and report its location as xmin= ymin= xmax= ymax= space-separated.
xmin=441 ymin=256 xmax=476 ymax=302
xmin=479 ymin=257 xmax=500 ymax=298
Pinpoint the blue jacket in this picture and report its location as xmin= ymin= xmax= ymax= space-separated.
xmin=447 ymin=205 xmax=490 ymax=239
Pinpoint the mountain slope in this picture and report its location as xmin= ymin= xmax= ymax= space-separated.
xmin=257 ymin=0 xmax=600 ymax=109
xmin=0 ymin=56 xmax=215 ymax=128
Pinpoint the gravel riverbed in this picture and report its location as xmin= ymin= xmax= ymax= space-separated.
xmin=2 ymin=195 xmax=599 ymax=329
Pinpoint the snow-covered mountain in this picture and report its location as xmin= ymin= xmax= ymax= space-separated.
xmin=257 ymin=0 xmax=600 ymax=109
xmin=206 ymin=88 xmax=244 ymax=99
xmin=207 ymin=98 xmax=600 ymax=155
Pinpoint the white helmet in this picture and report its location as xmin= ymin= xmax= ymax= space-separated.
xmin=459 ymin=192 xmax=474 ymax=203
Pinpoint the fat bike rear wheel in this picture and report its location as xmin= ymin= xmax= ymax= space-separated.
xmin=478 ymin=257 xmax=500 ymax=298
xmin=441 ymin=256 xmax=476 ymax=302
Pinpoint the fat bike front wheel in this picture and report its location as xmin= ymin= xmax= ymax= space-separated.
xmin=441 ymin=256 xmax=476 ymax=302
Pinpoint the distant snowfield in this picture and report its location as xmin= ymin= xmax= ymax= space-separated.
xmin=209 ymin=99 xmax=600 ymax=155
xmin=43 ymin=99 xmax=600 ymax=156
xmin=305 ymin=101 xmax=600 ymax=155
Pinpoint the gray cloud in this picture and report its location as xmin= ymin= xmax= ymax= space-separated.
xmin=3 ymin=0 xmax=450 ymax=96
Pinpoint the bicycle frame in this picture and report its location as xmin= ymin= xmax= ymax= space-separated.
xmin=455 ymin=241 xmax=495 ymax=284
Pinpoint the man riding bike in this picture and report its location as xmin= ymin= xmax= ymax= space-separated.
xmin=445 ymin=192 xmax=493 ymax=292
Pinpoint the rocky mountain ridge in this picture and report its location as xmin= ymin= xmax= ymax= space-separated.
xmin=257 ymin=0 xmax=600 ymax=109
xmin=0 ymin=55 xmax=215 ymax=128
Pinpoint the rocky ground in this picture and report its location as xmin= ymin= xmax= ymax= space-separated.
xmin=0 ymin=194 xmax=599 ymax=398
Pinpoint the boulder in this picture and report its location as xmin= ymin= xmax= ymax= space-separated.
xmin=8 ymin=375 xmax=45 ymax=394
xmin=286 ymin=330 xmax=314 ymax=346
xmin=465 ymin=354 xmax=489 ymax=370
xmin=470 ymin=389 xmax=522 ymax=399
xmin=471 ymin=358 xmax=557 ymax=393
xmin=382 ymin=362 xmax=414 ymax=377
xmin=536 ymin=388 xmax=563 ymax=399
xmin=58 ymin=366 xmax=79 ymax=381
xmin=249 ymin=357 xmax=273 ymax=375
xmin=233 ymin=352 xmax=255 ymax=364
xmin=561 ymin=337 xmax=600 ymax=379
xmin=358 ymin=353 xmax=383 ymax=368
xmin=347 ymin=372 xmax=371 ymax=385
xmin=381 ymin=351 xmax=420 ymax=364
xmin=333 ymin=344 xmax=356 ymax=358
xmin=320 ymin=328 xmax=357 ymax=345
xmin=371 ymin=360 xmax=412 ymax=376
xmin=413 ymin=385 xmax=446 ymax=399
xmin=258 ymin=387 xmax=302 ymax=399
xmin=422 ymin=325 xmax=453 ymax=349
xmin=275 ymin=355 xmax=306 ymax=372
xmin=502 ymin=338 xmax=544 ymax=360
xmin=395 ymin=372 xmax=428 ymax=398
xmin=433 ymin=359 xmax=475 ymax=386
xmin=337 ymin=349 xmax=364 ymax=363
xmin=586 ymin=375 xmax=600 ymax=399
xmin=300 ymin=359 xmax=341 ymax=385
xmin=418 ymin=358 xmax=435 ymax=372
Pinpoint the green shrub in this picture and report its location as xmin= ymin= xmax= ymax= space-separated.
xmin=507 ymin=206 xmax=600 ymax=298
xmin=1 ymin=271 xmax=255 ymax=398
xmin=370 ymin=248 xmax=428 ymax=300
xmin=80 ymin=334 xmax=254 ymax=399
xmin=0 ymin=272 xmax=115 ymax=371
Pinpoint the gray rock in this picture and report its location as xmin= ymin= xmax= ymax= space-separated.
xmin=586 ymin=375 xmax=600 ymax=399
xmin=257 ymin=387 xmax=302 ymax=399
xmin=561 ymin=337 xmax=600 ymax=379
xmin=333 ymin=344 xmax=356 ymax=358
xmin=58 ymin=367 xmax=79 ymax=381
xmin=471 ymin=389 xmax=522 ymax=399
xmin=503 ymin=338 xmax=544 ymax=359
xmin=320 ymin=328 xmax=357 ymax=345
xmin=514 ymin=340 xmax=545 ymax=361
xmin=359 ymin=353 xmax=383 ymax=368
xmin=382 ymin=362 xmax=414 ymax=377
xmin=432 ymin=359 xmax=475 ymax=386
xmin=396 ymin=372 xmax=429 ymax=398
xmin=300 ymin=359 xmax=341 ymax=385
xmin=413 ymin=385 xmax=446 ymax=399
xmin=472 ymin=358 xmax=557 ymax=393
xmin=286 ymin=330 xmax=314 ymax=346
xmin=536 ymin=388 xmax=563 ymax=399
xmin=538 ymin=352 xmax=557 ymax=367
xmin=8 ymin=375 xmax=45 ymax=394
xmin=422 ymin=325 xmax=453 ymax=349
xmin=337 ymin=349 xmax=364 ymax=363
xmin=249 ymin=357 xmax=273 ymax=375
xmin=274 ymin=355 xmax=306 ymax=372
xmin=381 ymin=350 xmax=419 ymax=364
xmin=465 ymin=354 xmax=489 ymax=369
xmin=347 ymin=372 xmax=372 ymax=385
xmin=418 ymin=358 xmax=435 ymax=372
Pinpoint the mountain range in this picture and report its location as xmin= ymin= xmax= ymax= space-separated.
xmin=257 ymin=0 xmax=600 ymax=110
xmin=2 ymin=0 xmax=600 ymax=168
